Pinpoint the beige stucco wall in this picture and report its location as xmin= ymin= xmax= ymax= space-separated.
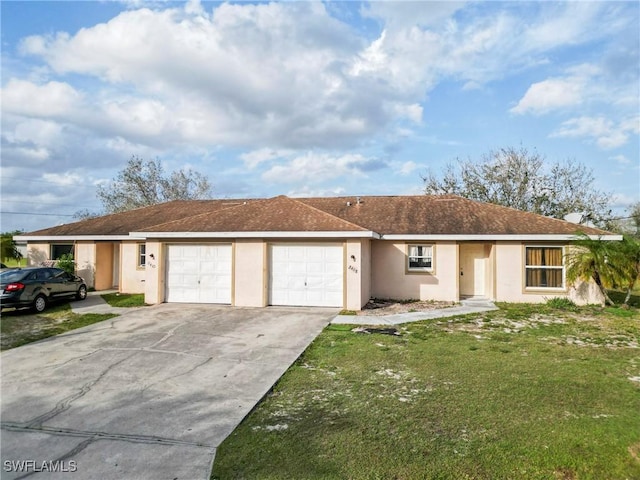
xmin=345 ymin=240 xmax=361 ymax=310
xmin=360 ymin=239 xmax=371 ymax=308
xmin=234 ymin=240 xmax=267 ymax=307
xmin=371 ymin=240 xmax=458 ymax=302
xmin=26 ymin=244 xmax=50 ymax=266
xmin=485 ymin=244 xmax=495 ymax=300
xmin=143 ymin=240 xmax=163 ymax=304
xmin=494 ymin=241 xmax=603 ymax=305
xmin=75 ymin=242 xmax=96 ymax=288
xmin=120 ymin=241 xmax=146 ymax=294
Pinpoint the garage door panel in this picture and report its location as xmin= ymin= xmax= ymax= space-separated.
xmin=325 ymin=276 xmax=342 ymax=289
xmin=166 ymin=245 xmax=232 ymax=304
xmin=325 ymin=248 xmax=343 ymax=260
xmin=269 ymin=245 xmax=343 ymax=308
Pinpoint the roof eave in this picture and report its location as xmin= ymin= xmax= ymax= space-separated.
xmin=381 ymin=234 xmax=623 ymax=241
xmin=15 ymin=235 xmax=143 ymax=242
xmin=131 ymin=231 xmax=380 ymax=239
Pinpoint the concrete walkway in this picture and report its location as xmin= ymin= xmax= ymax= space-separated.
xmin=69 ymin=291 xmax=142 ymax=316
xmin=332 ymin=298 xmax=498 ymax=325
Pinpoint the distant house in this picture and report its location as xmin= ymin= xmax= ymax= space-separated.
xmin=15 ymin=195 xmax=620 ymax=309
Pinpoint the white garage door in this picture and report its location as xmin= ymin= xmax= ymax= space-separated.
xmin=270 ymin=244 xmax=343 ymax=307
xmin=165 ymin=244 xmax=232 ymax=304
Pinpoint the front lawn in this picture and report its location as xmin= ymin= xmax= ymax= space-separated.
xmin=101 ymin=292 xmax=146 ymax=307
xmin=212 ymin=303 xmax=640 ymax=479
xmin=0 ymin=304 xmax=116 ymax=350
xmin=1 ymin=258 xmax=26 ymax=268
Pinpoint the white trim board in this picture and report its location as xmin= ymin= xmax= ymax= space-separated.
xmin=130 ymin=231 xmax=380 ymax=239
xmin=381 ymin=234 xmax=622 ymax=241
xmin=15 ymin=235 xmax=141 ymax=241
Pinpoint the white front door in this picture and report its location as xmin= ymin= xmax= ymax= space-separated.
xmin=165 ymin=244 xmax=232 ymax=304
xmin=269 ymin=244 xmax=343 ymax=307
xmin=460 ymin=244 xmax=486 ymax=297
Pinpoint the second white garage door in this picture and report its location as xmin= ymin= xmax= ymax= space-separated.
xmin=165 ymin=244 xmax=232 ymax=304
xmin=270 ymin=244 xmax=343 ymax=307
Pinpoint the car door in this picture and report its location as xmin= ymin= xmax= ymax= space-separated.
xmin=37 ymin=269 xmax=59 ymax=297
xmin=49 ymin=269 xmax=76 ymax=297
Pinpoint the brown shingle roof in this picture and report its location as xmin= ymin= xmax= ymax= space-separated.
xmin=24 ymin=200 xmax=251 ymax=236
xmin=22 ymin=194 xmax=610 ymax=237
xmin=138 ymin=196 xmax=368 ymax=232
xmin=298 ymin=195 xmax=609 ymax=236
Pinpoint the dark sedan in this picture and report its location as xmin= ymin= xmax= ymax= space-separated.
xmin=0 ymin=267 xmax=87 ymax=312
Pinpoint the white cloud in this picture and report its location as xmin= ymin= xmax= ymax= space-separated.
xmin=551 ymin=116 xmax=639 ymax=149
xmin=15 ymin=3 xmax=386 ymax=150
xmin=398 ymin=161 xmax=419 ymax=176
xmin=240 ymin=148 xmax=293 ymax=170
xmin=0 ymin=144 xmax=50 ymax=164
xmin=510 ymin=77 xmax=585 ymax=115
xmin=9 ymin=1 xmax=636 ymax=156
xmin=362 ymin=2 xmax=466 ymax=29
xmin=350 ymin=29 xmax=388 ymax=76
xmin=521 ymin=2 xmax=611 ymax=51
xmin=610 ymin=193 xmax=640 ymax=209
xmin=42 ymin=172 xmax=86 ymax=187
xmin=287 ymin=186 xmax=347 ymax=198
xmin=510 ymin=61 xmax=638 ymax=117
xmin=610 ymin=154 xmax=631 ymax=165
xmin=262 ymin=152 xmax=385 ymax=184
xmin=394 ymin=103 xmax=423 ymax=124
xmin=1 ymin=79 xmax=82 ymax=117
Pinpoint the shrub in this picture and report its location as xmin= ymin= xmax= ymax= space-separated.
xmin=56 ymin=254 xmax=76 ymax=275
xmin=546 ymin=297 xmax=577 ymax=310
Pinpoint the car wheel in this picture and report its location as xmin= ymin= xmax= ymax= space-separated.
xmin=33 ymin=295 xmax=47 ymax=313
xmin=76 ymin=285 xmax=87 ymax=301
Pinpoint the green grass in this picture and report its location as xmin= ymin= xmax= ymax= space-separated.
xmin=101 ymin=293 xmax=146 ymax=307
xmin=0 ymin=303 xmax=116 ymax=350
xmin=2 ymin=258 xmax=26 ymax=268
xmin=212 ymin=304 xmax=640 ymax=480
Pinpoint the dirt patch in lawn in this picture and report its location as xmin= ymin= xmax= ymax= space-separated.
xmin=358 ymin=298 xmax=456 ymax=316
xmin=1 ymin=305 xmax=116 ymax=350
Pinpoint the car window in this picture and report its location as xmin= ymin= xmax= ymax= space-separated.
xmin=52 ymin=269 xmax=67 ymax=279
xmin=0 ymin=270 xmax=29 ymax=283
xmin=37 ymin=270 xmax=53 ymax=280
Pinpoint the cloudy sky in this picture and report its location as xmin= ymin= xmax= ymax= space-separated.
xmin=1 ymin=0 xmax=639 ymax=233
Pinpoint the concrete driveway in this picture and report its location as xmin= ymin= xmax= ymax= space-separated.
xmin=1 ymin=304 xmax=335 ymax=479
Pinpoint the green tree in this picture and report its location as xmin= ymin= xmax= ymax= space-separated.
xmin=96 ymin=155 xmax=212 ymax=213
xmin=423 ymin=146 xmax=612 ymax=227
xmin=1 ymin=230 xmax=23 ymax=264
xmin=566 ymin=233 xmax=618 ymax=306
xmin=610 ymin=236 xmax=640 ymax=306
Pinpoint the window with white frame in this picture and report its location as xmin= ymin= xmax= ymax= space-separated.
xmin=138 ymin=244 xmax=146 ymax=268
xmin=407 ymin=245 xmax=433 ymax=272
xmin=525 ymin=246 xmax=564 ymax=289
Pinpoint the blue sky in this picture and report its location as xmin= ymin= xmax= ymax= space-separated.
xmin=1 ymin=0 xmax=638 ymax=233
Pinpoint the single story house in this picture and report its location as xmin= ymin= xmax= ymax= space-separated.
xmin=16 ymin=195 xmax=620 ymax=309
